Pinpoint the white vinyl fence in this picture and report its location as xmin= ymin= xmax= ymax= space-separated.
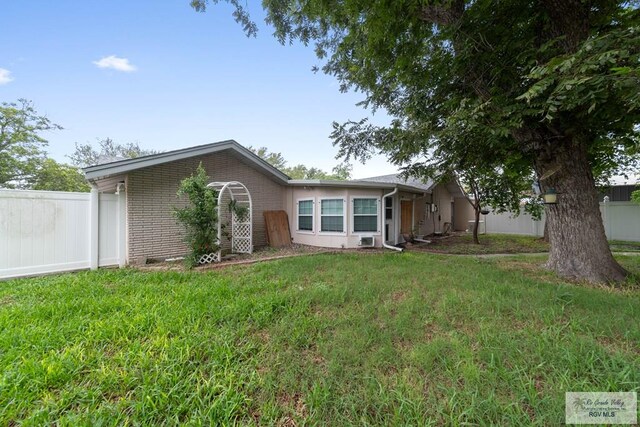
xmin=0 ymin=189 xmax=125 ymax=279
xmin=483 ymin=202 xmax=640 ymax=242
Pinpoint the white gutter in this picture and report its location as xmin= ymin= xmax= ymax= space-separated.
xmin=382 ymin=187 xmax=403 ymax=252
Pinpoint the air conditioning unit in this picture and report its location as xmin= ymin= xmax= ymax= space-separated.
xmin=358 ymin=236 xmax=375 ymax=247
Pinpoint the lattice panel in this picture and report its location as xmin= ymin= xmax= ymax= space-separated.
xmin=232 ymin=223 xmax=251 ymax=238
xmin=232 ymin=211 xmax=250 ymax=224
xmin=233 ymin=238 xmax=252 ymax=253
xmin=198 ymin=252 xmax=220 ymax=265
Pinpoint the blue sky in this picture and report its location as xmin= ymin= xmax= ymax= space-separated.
xmin=0 ymin=0 xmax=396 ymax=178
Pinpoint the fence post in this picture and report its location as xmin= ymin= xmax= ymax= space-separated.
xmin=90 ymin=186 xmax=99 ymax=270
xmin=117 ymin=183 xmax=126 ymax=268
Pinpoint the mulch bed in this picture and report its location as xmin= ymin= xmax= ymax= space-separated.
xmin=138 ymin=244 xmax=385 ymax=272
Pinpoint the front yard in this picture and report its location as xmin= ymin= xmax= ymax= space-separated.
xmin=1 ymin=253 xmax=639 ymax=425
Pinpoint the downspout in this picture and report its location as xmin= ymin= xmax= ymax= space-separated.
xmin=382 ymin=187 xmax=403 ymax=252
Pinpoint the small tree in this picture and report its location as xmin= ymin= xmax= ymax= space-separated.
xmin=457 ymin=166 xmax=540 ymax=245
xmin=174 ymin=163 xmax=218 ymax=268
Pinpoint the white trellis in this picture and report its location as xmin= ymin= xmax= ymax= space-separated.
xmin=199 ymin=181 xmax=253 ymax=265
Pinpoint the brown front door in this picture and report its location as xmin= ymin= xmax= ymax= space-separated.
xmin=400 ymin=200 xmax=413 ymax=234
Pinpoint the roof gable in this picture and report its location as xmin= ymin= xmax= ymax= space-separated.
xmin=83 ymin=140 xmax=290 ymax=184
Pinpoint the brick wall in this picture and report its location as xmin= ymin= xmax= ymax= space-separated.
xmin=125 ymin=150 xmax=286 ymax=263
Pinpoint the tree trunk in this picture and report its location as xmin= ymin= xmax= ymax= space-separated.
xmin=542 ymin=219 xmax=549 ymax=243
xmin=472 ymin=207 xmax=480 ymax=245
xmin=536 ymin=140 xmax=627 ymax=283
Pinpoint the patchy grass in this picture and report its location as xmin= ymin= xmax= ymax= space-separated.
xmin=1 ymin=253 xmax=639 ymax=425
xmin=608 ymin=240 xmax=640 ymax=253
xmin=415 ymin=233 xmax=550 ymax=254
xmin=414 ymin=233 xmax=640 ymax=255
xmin=492 ymin=254 xmax=640 ymax=290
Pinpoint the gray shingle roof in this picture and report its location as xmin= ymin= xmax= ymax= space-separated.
xmin=353 ymin=174 xmax=435 ymax=191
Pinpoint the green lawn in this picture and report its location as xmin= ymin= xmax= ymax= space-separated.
xmin=1 ymin=253 xmax=639 ymax=425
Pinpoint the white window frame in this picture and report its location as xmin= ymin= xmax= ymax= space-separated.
xmin=319 ymin=197 xmax=347 ymax=235
xmin=296 ymin=198 xmax=315 ymax=234
xmin=351 ymin=196 xmax=381 ymax=235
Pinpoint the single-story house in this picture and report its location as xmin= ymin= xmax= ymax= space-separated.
xmin=84 ymin=140 xmax=469 ymax=264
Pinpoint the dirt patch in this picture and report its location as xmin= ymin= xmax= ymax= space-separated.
xmin=138 ymin=245 xmax=331 ymax=272
xmin=252 ymin=329 xmax=271 ymax=344
xmin=424 ymin=323 xmax=442 ymax=341
xmin=391 ymin=290 xmax=408 ymax=303
xmin=302 ymin=346 xmax=326 ymax=369
xmin=0 ymin=295 xmax=16 ymax=306
xmin=278 ymin=392 xmax=309 ymax=424
xmin=393 ymin=337 xmax=413 ymax=352
xmin=596 ymin=335 xmax=640 ymax=357
xmin=137 ymin=245 xmax=386 ymax=273
xmin=406 ymin=232 xmax=550 ymax=255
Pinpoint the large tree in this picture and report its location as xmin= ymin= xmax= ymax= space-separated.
xmin=194 ymin=0 xmax=640 ymax=283
xmin=0 ymin=99 xmax=61 ymax=188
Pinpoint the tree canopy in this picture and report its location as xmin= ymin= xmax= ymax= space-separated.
xmin=69 ymin=138 xmax=158 ymax=168
xmin=0 ymin=99 xmax=61 ymax=189
xmin=28 ymin=158 xmax=91 ymax=192
xmin=248 ymin=145 xmax=351 ymax=180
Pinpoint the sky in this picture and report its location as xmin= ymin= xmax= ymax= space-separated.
xmin=0 ymin=1 xmax=397 ymax=179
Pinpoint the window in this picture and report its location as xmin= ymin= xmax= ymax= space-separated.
xmin=297 ymin=199 xmax=314 ymax=232
xmin=320 ymin=199 xmax=345 ymax=233
xmin=352 ymin=197 xmax=380 ymax=233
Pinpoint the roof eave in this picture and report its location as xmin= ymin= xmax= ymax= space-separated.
xmin=287 ymin=179 xmax=427 ymax=193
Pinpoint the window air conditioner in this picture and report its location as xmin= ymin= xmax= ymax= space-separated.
xmin=359 ymin=236 xmax=375 ymax=247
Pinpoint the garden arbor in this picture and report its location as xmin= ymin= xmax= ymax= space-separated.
xmin=203 ymin=181 xmax=253 ymax=263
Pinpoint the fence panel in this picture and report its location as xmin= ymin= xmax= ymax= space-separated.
xmin=602 ymin=202 xmax=640 ymax=242
xmin=484 ymin=209 xmax=545 ymax=237
xmin=0 ymin=189 xmax=123 ymax=279
xmin=482 ymin=202 xmax=639 ymax=242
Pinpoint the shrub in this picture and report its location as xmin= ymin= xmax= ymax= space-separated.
xmin=174 ymin=163 xmax=218 ymax=268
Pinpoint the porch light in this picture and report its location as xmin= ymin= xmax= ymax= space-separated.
xmin=543 ymin=188 xmax=558 ymax=204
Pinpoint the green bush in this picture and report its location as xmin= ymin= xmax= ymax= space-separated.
xmin=174 ymin=163 xmax=218 ymax=268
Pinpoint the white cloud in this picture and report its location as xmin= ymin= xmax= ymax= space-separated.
xmin=0 ymin=68 xmax=14 ymax=85
xmin=93 ymin=55 xmax=137 ymax=72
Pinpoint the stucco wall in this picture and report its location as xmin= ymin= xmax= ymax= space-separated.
xmin=284 ymin=186 xmax=386 ymax=248
xmin=454 ymin=198 xmax=474 ymax=231
xmin=125 ymin=150 xmax=286 ymax=263
xmin=413 ymin=184 xmax=453 ymax=235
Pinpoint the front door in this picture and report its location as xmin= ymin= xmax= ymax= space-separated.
xmin=400 ymin=200 xmax=413 ymax=234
